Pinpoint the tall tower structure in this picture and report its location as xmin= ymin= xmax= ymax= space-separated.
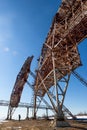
xmin=34 ymin=0 xmax=87 ymax=127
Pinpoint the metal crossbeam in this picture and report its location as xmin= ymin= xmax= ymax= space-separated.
xmin=72 ymin=70 xmax=87 ymax=87
xmin=0 ymin=100 xmax=53 ymax=110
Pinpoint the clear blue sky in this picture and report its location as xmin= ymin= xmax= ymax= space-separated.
xmin=0 ymin=0 xmax=87 ymax=119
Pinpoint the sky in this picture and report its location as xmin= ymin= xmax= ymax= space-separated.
xmin=0 ymin=0 xmax=87 ymax=119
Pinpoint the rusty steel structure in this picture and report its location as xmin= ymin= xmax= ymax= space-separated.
xmin=7 ymin=56 xmax=33 ymax=119
xmin=0 ymin=100 xmax=53 ymax=119
xmin=33 ymin=0 xmax=87 ymax=126
xmin=6 ymin=0 xmax=87 ymax=126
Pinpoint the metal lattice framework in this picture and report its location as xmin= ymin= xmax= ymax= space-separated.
xmin=34 ymin=0 xmax=87 ymax=125
xmin=6 ymin=0 xmax=87 ymax=126
xmin=7 ymin=56 xmax=33 ymax=119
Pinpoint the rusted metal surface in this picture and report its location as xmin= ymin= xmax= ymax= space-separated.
xmin=10 ymin=56 xmax=33 ymax=107
xmin=35 ymin=0 xmax=87 ymax=97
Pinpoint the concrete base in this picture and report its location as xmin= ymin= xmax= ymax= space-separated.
xmin=50 ymin=119 xmax=70 ymax=127
xmin=55 ymin=120 xmax=70 ymax=127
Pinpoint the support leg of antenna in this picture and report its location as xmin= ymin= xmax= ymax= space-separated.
xmin=33 ymin=94 xmax=37 ymax=119
xmin=50 ymin=110 xmax=70 ymax=127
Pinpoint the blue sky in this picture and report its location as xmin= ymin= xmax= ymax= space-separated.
xmin=0 ymin=0 xmax=87 ymax=119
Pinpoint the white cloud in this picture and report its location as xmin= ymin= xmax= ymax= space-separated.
xmin=3 ymin=47 xmax=10 ymax=52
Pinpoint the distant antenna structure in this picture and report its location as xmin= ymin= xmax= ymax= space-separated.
xmin=7 ymin=56 xmax=33 ymax=119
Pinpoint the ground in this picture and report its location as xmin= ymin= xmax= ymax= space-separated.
xmin=0 ymin=119 xmax=87 ymax=130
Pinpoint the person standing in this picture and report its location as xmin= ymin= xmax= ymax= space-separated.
xmin=18 ymin=114 xmax=21 ymax=121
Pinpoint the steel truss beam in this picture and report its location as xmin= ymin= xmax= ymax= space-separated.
xmin=27 ymin=77 xmax=75 ymax=119
xmin=34 ymin=69 xmax=71 ymax=120
xmin=0 ymin=100 xmax=53 ymax=119
xmin=34 ymin=1 xmax=87 ymax=126
xmin=33 ymin=69 xmax=87 ymax=120
xmin=72 ymin=70 xmax=87 ymax=87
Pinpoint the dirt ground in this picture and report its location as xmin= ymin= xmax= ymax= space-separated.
xmin=0 ymin=119 xmax=87 ymax=130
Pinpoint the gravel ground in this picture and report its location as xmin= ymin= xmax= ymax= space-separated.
xmin=0 ymin=119 xmax=87 ymax=130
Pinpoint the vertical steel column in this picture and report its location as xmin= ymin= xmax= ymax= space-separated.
xmin=7 ymin=106 xmax=13 ymax=120
xmin=52 ymin=52 xmax=64 ymax=120
xmin=51 ymin=22 xmax=61 ymax=118
xmin=33 ymin=93 xmax=37 ymax=119
xmin=26 ymin=107 xmax=29 ymax=119
xmin=46 ymin=108 xmax=48 ymax=119
xmin=7 ymin=106 xmax=10 ymax=119
xmin=52 ymin=52 xmax=59 ymax=111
